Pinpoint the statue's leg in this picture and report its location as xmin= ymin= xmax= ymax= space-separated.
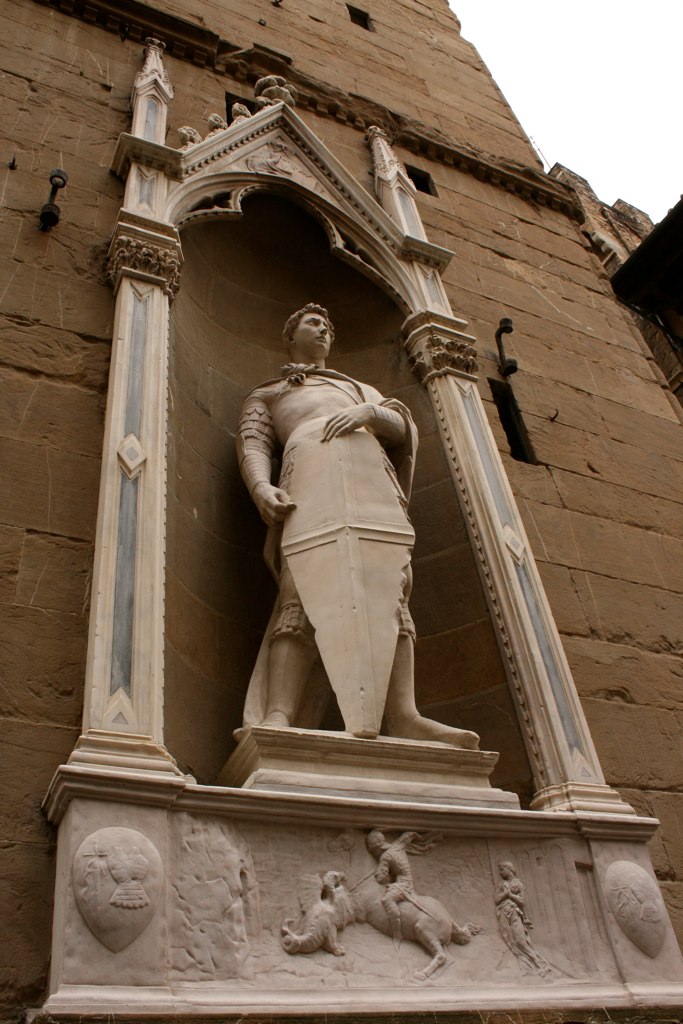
xmin=381 ymin=891 xmax=403 ymax=947
xmin=262 ymin=566 xmax=317 ymax=728
xmin=384 ymin=634 xmax=480 ymax=750
xmin=263 ymin=636 xmax=317 ymax=727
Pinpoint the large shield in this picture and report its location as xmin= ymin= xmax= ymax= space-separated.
xmin=281 ymin=422 xmax=415 ymax=737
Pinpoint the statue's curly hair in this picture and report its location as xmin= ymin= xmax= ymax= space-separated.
xmin=282 ymin=303 xmax=335 ymax=350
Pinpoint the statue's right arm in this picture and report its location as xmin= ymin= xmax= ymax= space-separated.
xmin=237 ymin=391 xmax=276 ymax=497
xmin=237 ymin=390 xmax=295 ymax=526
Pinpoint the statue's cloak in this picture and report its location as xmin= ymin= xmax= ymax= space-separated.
xmin=242 ymin=373 xmax=417 ymax=734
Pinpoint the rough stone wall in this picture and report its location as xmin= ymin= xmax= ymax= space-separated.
xmin=1 ymin=0 xmax=683 ymax=1018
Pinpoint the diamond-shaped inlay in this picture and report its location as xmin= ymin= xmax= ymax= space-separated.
xmin=503 ymin=524 xmax=525 ymax=565
xmin=117 ymin=433 xmax=147 ymax=478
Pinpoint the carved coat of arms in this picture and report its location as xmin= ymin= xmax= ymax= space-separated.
xmin=604 ymin=860 xmax=666 ymax=958
xmin=73 ymin=826 xmax=163 ymax=951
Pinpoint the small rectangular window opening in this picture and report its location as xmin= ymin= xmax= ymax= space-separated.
xmin=347 ymin=5 xmax=374 ymax=30
xmin=404 ymin=164 xmax=438 ymax=196
xmin=225 ymin=91 xmax=258 ymax=121
xmin=488 ymin=379 xmax=537 ymax=465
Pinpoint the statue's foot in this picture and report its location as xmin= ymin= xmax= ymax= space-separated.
xmin=261 ymin=710 xmax=291 ymax=728
xmin=387 ymin=713 xmax=479 ymax=750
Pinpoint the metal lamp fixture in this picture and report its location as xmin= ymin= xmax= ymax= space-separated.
xmin=39 ymin=168 xmax=68 ymax=231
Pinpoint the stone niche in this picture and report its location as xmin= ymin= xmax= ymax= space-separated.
xmin=164 ymin=193 xmax=532 ymax=799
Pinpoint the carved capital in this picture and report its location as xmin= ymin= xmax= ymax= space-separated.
xmin=403 ymin=312 xmax=478 ymax=383
xmin=409 ymin=332 xmax=478 ymax=382
xmin=107 ymin=216 xmax=183 ymax=298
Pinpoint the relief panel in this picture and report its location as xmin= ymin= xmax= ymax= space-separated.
xmin=170 ymin=814 xmax=261 ymax=980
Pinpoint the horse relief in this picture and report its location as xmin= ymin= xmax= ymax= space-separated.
xmin=281 ymin=829 xmax=480 ymax=980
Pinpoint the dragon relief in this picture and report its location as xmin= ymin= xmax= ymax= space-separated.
xmin=281 ymin=870 xmax=356 ymax=957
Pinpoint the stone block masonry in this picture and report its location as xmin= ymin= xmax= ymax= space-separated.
xmin=1 ymin=0 xmax=682 ymax=1019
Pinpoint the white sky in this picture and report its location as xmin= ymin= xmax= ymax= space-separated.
xmin=448 ymin=0 xmax=681 ymax=224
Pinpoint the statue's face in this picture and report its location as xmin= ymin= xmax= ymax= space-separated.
xmin=290 ymin=312 xmax=332 ymax=362
xmin=366 ymin=831 xmax=385 ymax=856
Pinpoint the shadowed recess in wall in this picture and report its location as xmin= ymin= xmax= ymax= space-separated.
xmin=165 ymin=193 xmax=531 ymax=801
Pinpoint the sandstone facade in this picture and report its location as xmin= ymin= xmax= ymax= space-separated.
xmin=1 ymin=0 xmax=682 ymax=1019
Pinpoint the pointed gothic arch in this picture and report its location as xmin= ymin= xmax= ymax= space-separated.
xmin=158 ymin=102 xmax=438 ymax=316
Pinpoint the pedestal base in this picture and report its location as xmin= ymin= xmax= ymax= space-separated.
xmin=68 ymin=729 xmax=186 ymax=775
xmin=219 ymin=725 xmax=520 ymax=809
xmin=40 ymin=764 xmax=683 ymax=1021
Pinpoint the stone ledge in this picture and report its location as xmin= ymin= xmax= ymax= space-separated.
xmin=34 ymin=981 xmax=683 ymax=1019
xmin=27 ymin=1012 xmax=683 ymax=1024
xmin=42 ymin=760 xmax=661 ymax=843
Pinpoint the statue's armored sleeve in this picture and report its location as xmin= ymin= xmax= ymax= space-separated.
xmin=370 ymin=402 xmax=406 ymax=447
xmin=237 ymin=389 xmax=277 ymax=497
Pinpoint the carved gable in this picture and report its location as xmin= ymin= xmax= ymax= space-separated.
xmin=164 ymin=104 xmax=405 ymax=255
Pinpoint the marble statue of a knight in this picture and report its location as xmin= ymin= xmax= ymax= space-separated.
xmin=236 ymin=303 xmax=478 ymax=749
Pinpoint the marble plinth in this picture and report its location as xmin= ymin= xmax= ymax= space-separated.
xmin=219 ymin=725 xmax=520 ymax=809
xmin=40 ymin=764 xmax=683 ymax=1020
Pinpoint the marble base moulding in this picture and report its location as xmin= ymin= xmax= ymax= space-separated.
xmin=219 ymin=725 xmax=520 ymax=808
xmin=40 ymin=763 xmax=683 ymax=1019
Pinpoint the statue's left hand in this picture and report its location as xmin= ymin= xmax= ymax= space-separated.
xmin=322 ymin=403 xmax=375 ymax=441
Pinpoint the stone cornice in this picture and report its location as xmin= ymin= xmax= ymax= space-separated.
xmin=37 ymin=0 xmax=582 ymax=222
xmin=111 ymin=133 xmax=183 ymax=180
xmin=42 ymin=763 xmax=660 ymax=842
xmin=35 ymin=0 xmax=222 ymax=65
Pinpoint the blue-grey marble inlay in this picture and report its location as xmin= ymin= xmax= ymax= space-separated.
xmin=398 ymin=188 xmax=422 ymax=237
xmin=144 ymin=98 xmax=159 ymax=141
xmin=125 ymin=293 xmax=148 ymax=438
xmin=461 ymin=388 xmax=512 ymax=528
xmin=515 ymin=560 xmax=585 ymax=759
xmin=110 ymin=472 xmax=139 ymax=697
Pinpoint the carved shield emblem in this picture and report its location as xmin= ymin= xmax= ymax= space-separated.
xmin=604 ymin=860 xmax=666 ymax=958
xmin=73 ymin=827 xmax=163 ymax=952
xmin=282 ymin=428 xmax=414 ymax=737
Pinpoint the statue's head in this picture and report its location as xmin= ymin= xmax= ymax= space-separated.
xmin=282 ymin=303 xmax=335 ymax=356
xmin=499 ymin=861 xmax=514 ymax=879
xmin=366 ymin=829 xmax=386 ymax=857
xmin=321 ymin=870 xmax=346 ymax=896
